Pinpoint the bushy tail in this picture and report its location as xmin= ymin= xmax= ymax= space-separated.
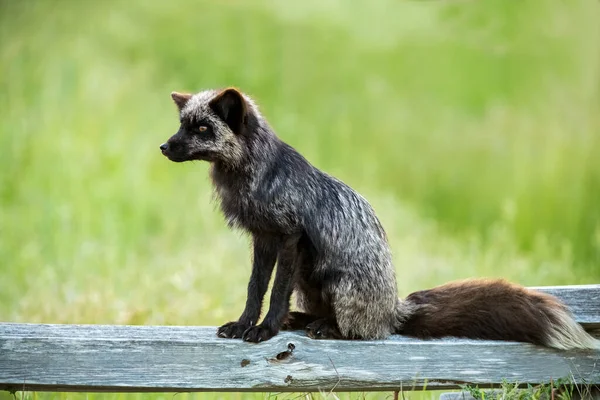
xmin=396 ymin=278 xmax=599 ymax=350
xmin=542 ymin=305 xmax=599 ymax=350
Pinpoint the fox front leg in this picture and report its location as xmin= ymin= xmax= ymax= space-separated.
xmin=242 ymin=234 xmax=300 ymax=342
xmin=217 ymin=235 xmax=278 ymax=339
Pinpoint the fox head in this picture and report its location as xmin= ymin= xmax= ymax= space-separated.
xmin=160 ymin=88 xmax=252 ymax=165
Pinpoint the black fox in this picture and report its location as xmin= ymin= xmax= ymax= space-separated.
xmin=160 ymin=87 xmax=598 ymax=350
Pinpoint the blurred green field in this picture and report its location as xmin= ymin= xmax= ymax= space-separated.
xmin=1 ymin=0 xmax=599 ymax=399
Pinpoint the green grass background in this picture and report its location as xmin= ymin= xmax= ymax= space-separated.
xmin=1 ymin=0 xmax=599 ymax=399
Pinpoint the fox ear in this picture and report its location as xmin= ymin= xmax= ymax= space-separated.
xmin=209 ymin=88 xmax=248 ymax=134
xmin=171 ymin=92 xmax=192 ymax=110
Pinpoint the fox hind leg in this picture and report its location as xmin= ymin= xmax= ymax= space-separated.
xmin=281 ymin=311 xmax=320 ymax=331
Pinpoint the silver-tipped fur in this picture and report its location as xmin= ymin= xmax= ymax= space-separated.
xmin=544 ymin=308 xmax=600 ymax=350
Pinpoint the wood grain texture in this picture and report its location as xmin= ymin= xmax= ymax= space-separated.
xmin=531 ymin=285 xmax=600 ymax=327
xmin=1 ymin=285 xmax=599 ymax=393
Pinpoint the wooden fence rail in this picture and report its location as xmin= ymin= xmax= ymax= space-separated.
xmin=1 ymin=285 xmax=599 ymax=394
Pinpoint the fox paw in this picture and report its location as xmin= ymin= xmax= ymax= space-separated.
xmin=282 ymin=312 xmax=318 ymax=331
xmin=242 ymin=324 xmax=278 ymax=342
xmin=217 ymin=321 xmax=251 ymax=339
xmin=306 ymin=318 xmax=343 ymax=339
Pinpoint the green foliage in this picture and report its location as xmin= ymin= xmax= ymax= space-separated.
xmin=461 ymin=377 xmax=592 ymax=400
xmin=0 ymin=0 xmax=598 ymax=399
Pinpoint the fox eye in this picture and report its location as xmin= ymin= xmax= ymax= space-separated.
xmin=198 ymin=125 xmax=208 ymax=132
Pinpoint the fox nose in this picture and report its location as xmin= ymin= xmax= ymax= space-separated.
xmin=160 ymin=143 xmax=168 ymax=152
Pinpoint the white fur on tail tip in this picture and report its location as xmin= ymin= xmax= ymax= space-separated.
xmin=544 ymin=308 xmax=600 ymax=350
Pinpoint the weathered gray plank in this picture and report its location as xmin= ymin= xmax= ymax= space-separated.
xmin=532 ymin=285 xmax=600 ymax=327
xmin=1 ymin=285 xmax=599 ymax=393
xmin=1 ymin=323 xmax=599 ymax=393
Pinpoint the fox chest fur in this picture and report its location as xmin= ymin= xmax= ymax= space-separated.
xmin=210 ymin=164 xmax=300 ymax=235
